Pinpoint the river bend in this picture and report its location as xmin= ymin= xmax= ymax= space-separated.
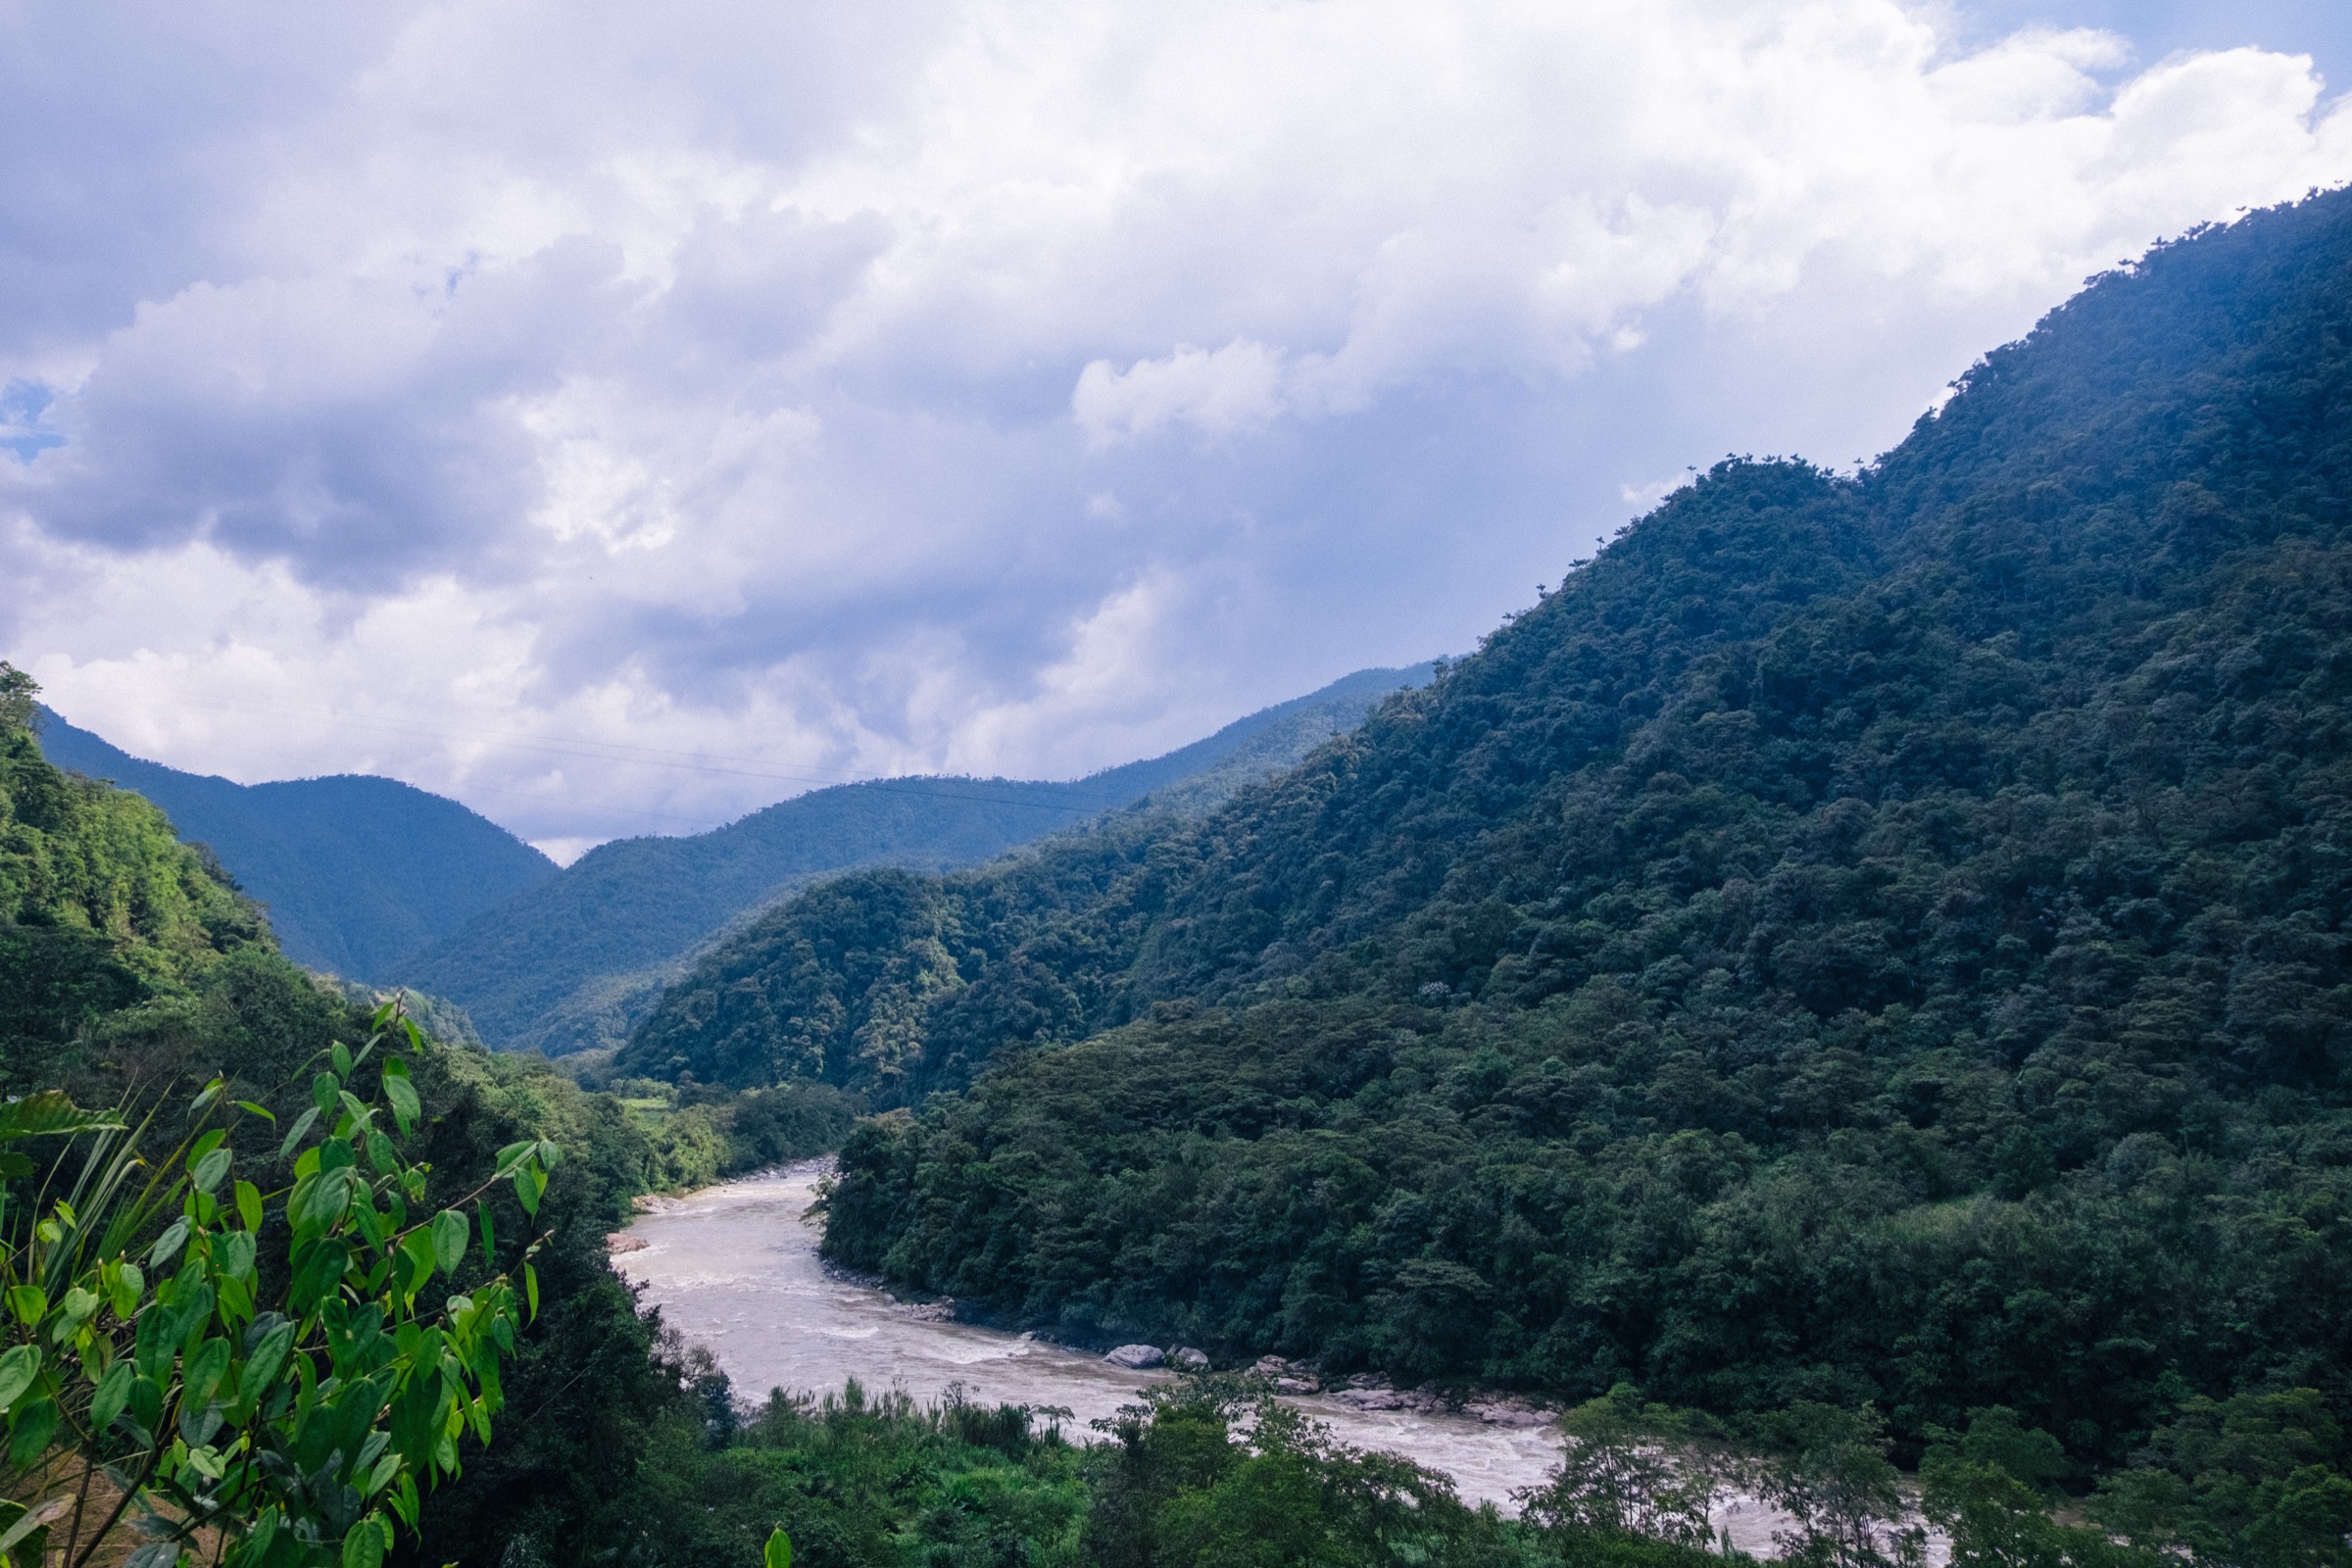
xmin=612 ymin=1160 xmax=1789 ymax=1546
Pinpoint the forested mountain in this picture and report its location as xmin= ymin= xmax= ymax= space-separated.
xmin=626 ymin=190 xmax=2352 ymax=1466
xmin=31 ymin=708 xmax=556 ymax=978
xmin=2 ymin=694 xmax=269 ymax=1088
xmin=0 ymin=660 xmax=1745 ymax=1568
xmin=0 ymin=668 xmax=766 ymax=1566
xmin=398 ymin=663 xmax=1430 ymax=1057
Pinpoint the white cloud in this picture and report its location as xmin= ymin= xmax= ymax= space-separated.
xmin=1073 ymin=341 xmax=1289 ymax=444
xmin=0 ymin=0 xmax=2348 ymax=847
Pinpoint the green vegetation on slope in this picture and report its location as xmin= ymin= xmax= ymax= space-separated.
xmin=400 ymin=664 xmax=1429 ymax=1058
xmin=0 ymin=659 xmax=1760 ymax=1568
xmin=3 ymin=679 xmax=268 ymax=1085
xmin=620 ymin=188 xmax=2352 ymax=1481
xmin=582 ymin=1370 xmax=1754 ymax=1568
xmin=33 ymin=707 xmax=558 ymax=979
xmin=1 ymin=666 xmax=740 ymax=1563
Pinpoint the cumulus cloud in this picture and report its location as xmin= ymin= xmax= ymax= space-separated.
xmin=1 ymin=0 xmax=2348 ymax=848
xmin=1073 ymin=342 xmax=1290 ymax=444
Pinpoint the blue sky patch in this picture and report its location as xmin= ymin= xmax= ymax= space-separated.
xmin=0 ymin=381 xmax=64 ymax=462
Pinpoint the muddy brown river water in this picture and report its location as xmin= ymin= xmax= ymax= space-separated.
xmin=612 ymin=1161 xmax=1797 ymax=1547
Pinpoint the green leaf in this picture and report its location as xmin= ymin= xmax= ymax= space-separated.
xmin=476 ymin=1201 xmax=496 ymax=1261
xmin=299 ymin=1168 xmax=353 ymax=1233
xmin=340 ymin=1512 xmax=389 ymax=1568
xmin=381 ymin=1060 xmax=420 ymax=1133
xmin=184 ymin=1337 xmax=233 ymax=1406
xmin=765 ymin=1526 xmax=793 ymax=1568
xmin=0 ymin=1346 xmax=38 ymax=1412
xmin=111 ymin=1262 xmax=144 ymax=1319
xmin=331 ymin=1040 xmax=355 ymax=1078
xmin=6 ymin=1285 xmax=45 ymax=1327
xmin=239 ymin=1317 xmax=297 ymax=1402
xmin=290 ymin=1239 xmax=351 ymax=1313
xmin=277 ymin=1104 xmax=320 ymax=1159
xmin=524 ymin=1263 xmax=539 ymax=1323
xmin=431 ymin=1209 xmax=467 ymax=1275
xmin=147 ymin=1217 xmax=190 ymax=1267
xmin=89 ymin=1358 xmax=134 ymax=1432
xmin=127 ymin=1372 xmax=163 ymax=1434
xmin=6 ymin=1396 xmax=56 ymax=1468
xmin=313 ymin=1072 xmax=342 ymax=1115
xmin=235 ymin=1507 xmax=281 ymax=1567
xmin=389 ymin=1473 xmax=420 ymax=1531
xmin=235 ymin=1099 xmax=276 ymax=1123
xmin=0 ymin=1495 xmax=67 ymax=1554
xmin=235 ymin=1179 xmax=264 ymax=1234
xmin=400 ymin=1229 xmax=438 ymax=1298
xmin=0 ymin=1090 xmax=122 ymax=1143
xmin=193 ymin=1145 xmax=232 ymax=1194
xmin=514 ymin=1162 xmax=545 ymax=1217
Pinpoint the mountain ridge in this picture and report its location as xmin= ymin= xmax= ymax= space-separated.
xmin=31 ymin=710 xmax=558 ymax=979
xmin=396 ymin=662 xmax=1435 ymax=1056
xmin=623 ymin=189 xmax=2352 ymax=1465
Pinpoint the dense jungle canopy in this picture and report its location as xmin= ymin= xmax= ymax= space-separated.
xmin=615 ymin=189 xmax=2352 ymax=1473
xmin=22 ymin=185 xmax=2352 ymax=1568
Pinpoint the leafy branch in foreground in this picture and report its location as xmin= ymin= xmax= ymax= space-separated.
xmin=1515 ymin=1385 xmax=1724 ymax=1549
xmin=0 ymin=1000 xmax=559 ymax=1568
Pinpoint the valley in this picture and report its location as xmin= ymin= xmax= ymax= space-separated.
xmin=13 ymin=186 xmax=2352 ymax=1568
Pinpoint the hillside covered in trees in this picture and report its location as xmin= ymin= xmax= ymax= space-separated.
xmin=401 ymin=662 xmax=1429 ymax=1058
xmin=617 ymin=190 xmax=2352 ymax=1474
xmin=0 ymin=661 xmax=1781 ymax=1568
xmin=31 ymin=707 xmax=558 ymax=979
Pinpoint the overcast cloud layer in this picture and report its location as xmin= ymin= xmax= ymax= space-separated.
xmin=4 ymin=0 xmax=2350 ymax=858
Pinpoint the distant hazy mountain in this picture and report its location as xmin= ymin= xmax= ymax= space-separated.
xmin=32 ymin=710 xmax=557 ymax=979
xmin=395 ymin=663 xmax=1434 ymax=1057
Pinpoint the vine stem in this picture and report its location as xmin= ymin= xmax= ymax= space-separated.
xmin=69 ymin=1388 xmax=176 ymax=1568
xmin=62 ymin=1448 xmax=96 ymax=1565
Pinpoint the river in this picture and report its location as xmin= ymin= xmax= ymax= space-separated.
xmin=612 ymin=1161 xmax=1795 ymax=1546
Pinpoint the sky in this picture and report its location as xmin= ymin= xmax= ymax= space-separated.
xmin=4 ymin=1 xmax=2350 ymax=862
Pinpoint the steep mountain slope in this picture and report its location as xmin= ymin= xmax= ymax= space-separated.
xmin=633 ymin=191 xmax=2352 ymax=1461
xmin=32 ymin=710 xmax=557 ymax=979
xmin=0 ymin=672 xmax=769 ymax=1568
xmin=399 ymin=664 xmax=1430 ymax=1056
xmin=2 ymin=688 xmax=268 ymax=1088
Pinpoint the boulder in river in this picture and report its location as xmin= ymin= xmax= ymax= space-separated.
xmin=1250 ymin=1354 xmax=1319 ymax=1392
xmin=1462 ymin=1395 xmax=1553 ymax=1428
xmin=1104 ymin=1344 xmax=1165 ymax=1369
xmin=1171 ymin=1347 xmax=1209 ymax=1370
xmin=1332 ymin=1387 xmax=1404 ymax=1411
